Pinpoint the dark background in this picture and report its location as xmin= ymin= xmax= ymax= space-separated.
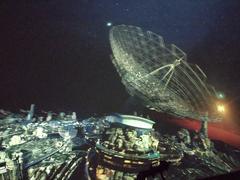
xmin=0 ymin=0 xmax=240 ymax=120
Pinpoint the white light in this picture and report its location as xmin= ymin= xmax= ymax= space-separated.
xmin=106 ymin=22 xmax=112 ymax=27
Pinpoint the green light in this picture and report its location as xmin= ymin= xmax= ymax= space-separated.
xmin=217 ymin=92 xmax=225 ymax=99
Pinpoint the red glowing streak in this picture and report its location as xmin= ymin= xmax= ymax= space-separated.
xmin=150 ymin=112 xmax=240 ymax=149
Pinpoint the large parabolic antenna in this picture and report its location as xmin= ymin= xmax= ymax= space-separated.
xmin=110 ymin=25 xmax=220 ymax=121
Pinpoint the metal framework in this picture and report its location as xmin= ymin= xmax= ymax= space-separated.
xmin=110 ymin=25 xmax=219 ymax=121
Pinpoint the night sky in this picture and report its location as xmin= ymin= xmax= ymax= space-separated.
xmin=0 ymin=0 xmax=240 ymax=118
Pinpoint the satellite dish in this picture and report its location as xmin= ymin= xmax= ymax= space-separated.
xmin=110 ymin=25 xmax=219 ymax=121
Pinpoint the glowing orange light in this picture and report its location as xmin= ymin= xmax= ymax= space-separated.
xmin=217 ymin=104 xmax=225 ymax=113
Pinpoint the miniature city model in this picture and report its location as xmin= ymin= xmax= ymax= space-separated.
xmin=0 ymin=107 xmax=239 ymax=180
xmin=0 ymin=25 xmax=239 ymax=180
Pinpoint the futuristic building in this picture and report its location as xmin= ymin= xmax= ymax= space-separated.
xmin=110 ymin=25 xmax=220 ymax=121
